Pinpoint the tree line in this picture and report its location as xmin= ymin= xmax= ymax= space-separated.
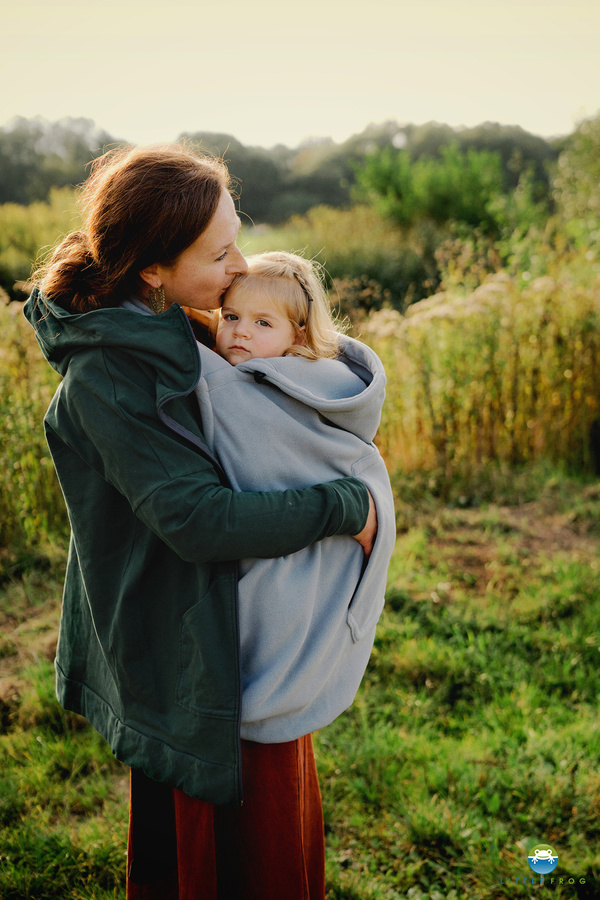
xmin=0 ymin=115 xmax=561 ymax=225
xmin=2 ymin=111 xmax=598 ymax=312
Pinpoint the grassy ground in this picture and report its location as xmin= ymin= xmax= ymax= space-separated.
xmin=1 ymin=472 xmax=600 ymax=899
xmin=0 ymin=551 xmax=128 ymax=899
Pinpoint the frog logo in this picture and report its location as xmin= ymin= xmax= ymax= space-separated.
xmin=528 ymin=843 xmax=558 ymax=874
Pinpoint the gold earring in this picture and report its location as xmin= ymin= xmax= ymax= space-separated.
xmin=149 ymin=285 xmax=166 ymax=314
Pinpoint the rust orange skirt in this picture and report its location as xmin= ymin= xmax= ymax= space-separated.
xmin=126 ymin=734 xmax=325 ymax=900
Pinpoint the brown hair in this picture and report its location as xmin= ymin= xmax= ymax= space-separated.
xmin=222 ymin=251 xmax=341 ymax=360
xmin=37 ymin=143 xmax=231 ymax=312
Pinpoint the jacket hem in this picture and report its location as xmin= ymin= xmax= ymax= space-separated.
xmin=55 ymin=664 xmax=242 ymax=805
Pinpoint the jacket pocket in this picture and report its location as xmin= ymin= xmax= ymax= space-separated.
xmin=176 ymin=572 xmax=239 ymax=718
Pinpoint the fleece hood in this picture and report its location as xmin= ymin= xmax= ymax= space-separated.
xmin=199 ymin=335 xmax=386 ymax=445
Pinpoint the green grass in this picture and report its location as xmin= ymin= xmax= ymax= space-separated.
xmin=314 ymin=479 xmax=600 ymax=899
xmin=2 ymin=475 xmax=600 ymax=898
xmin=0 ymin=653 xmax=129 ymax=899
xmin=0 ymin=560 xmax=128 ymax=899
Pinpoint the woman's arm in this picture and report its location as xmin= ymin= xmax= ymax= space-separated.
xmin=47 ymin=350 xmax=371 ymax=565
xmin=135 ymin=473 xmax=370 ymax=564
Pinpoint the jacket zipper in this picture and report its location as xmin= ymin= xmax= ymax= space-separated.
xmin=157 ymin=307 xmax=244 ymax=806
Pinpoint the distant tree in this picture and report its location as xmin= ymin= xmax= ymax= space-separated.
xmin=0 ymin=118 xmax=45 ymax=204
xmin=553 ymin=113 xmax=600 ymax=244
xmin=0 ymin=116 xmax=119 ymax=205
xmin=180 ymin=132 xmax=285 ymax=223
xmin=354 ymin=147 xmax=419 ymax=227
xmin=280 ymin=123 xmax=411 ymax=217
xmin=266 ymin=188 xmax=323 ymax=223
xmin=426 ymin=145 xmax=505 ymax=229
xmin=404 ymin=120 xmax=558 ymax=190
xmin=0 ymin=115 xmax=562 ymax=228
xmin=356 ymin=143 xmax=504 ymax=233
xmin=402 ymin=121 xmax=456 ymax=159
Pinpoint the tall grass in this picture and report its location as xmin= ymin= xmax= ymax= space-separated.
xmin=362 ymin=270 xmax=600 ymax=492
xmin=0 ymin=653 xmax=128 ymax=900
xmin=0 ymin=303 xmax=66 ymax=570
xmin=3 ymin=260 xmax=599 ymax=561
xmin=240 ymin=205 xmax=436 ymax=312
xmin=0 ymin=188 xmax=79 ymax=299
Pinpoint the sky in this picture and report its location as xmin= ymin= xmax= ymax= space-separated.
xmin=2 ymin=0 xmax=599 ymax=149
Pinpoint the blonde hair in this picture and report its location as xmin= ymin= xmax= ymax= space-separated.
xmin=224 ymin=251 xmax=340 ymax=360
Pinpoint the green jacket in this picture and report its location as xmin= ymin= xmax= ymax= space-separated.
xmin=24 ymin=289 xmax=370 ymax=804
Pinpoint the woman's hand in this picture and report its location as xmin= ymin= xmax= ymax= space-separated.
xmin=352 ymin=490 xmax=377 ymax=559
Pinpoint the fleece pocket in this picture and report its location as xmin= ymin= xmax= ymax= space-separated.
xmin=346 ymin=451 xmax=397 ymax=643
xmin=346 ymin=568 xmax=386 ymax=643
xmin=176 ymin=572 xmax=239 ymax=718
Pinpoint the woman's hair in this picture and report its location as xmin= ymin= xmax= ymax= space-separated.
xmin=224 ymin=251 xmax=341 ymax=360
xmin=37 ymin=143 xmax=231 ymax=312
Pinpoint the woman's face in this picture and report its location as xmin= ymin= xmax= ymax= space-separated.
xmin=145 ymin=190 xmax=248 ymax=311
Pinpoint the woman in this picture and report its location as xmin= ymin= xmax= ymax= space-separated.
xmin=25 ymin=143 xmax=377 ymax=900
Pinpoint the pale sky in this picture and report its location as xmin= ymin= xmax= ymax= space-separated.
xmin=2 ymin=0 xmax=599 ymax=148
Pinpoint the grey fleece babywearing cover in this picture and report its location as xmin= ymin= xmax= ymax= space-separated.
xmin=193 ymin=335 xmax=396 ymax=742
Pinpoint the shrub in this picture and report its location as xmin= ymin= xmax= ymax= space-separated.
xmin=553 ymin=113 xmax=600 ymax=249
xmin=0 ymin=188 xmax=79 ymax=299
xmin=0 ymin=303 xmax=66 ymax=566
xmin=362 ymin=271 xmax=600 ymax=485
xmin=355 ymin=144 xmax=505 ymax=233
xmin=241 ymin=205 xmax=436 ymax=312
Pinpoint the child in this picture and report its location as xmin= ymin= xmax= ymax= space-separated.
xmin=193 ymin=251 xmax=396 ymax=742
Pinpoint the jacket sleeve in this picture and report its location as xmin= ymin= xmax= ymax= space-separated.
xmin=46 ymin=349 xmax=370 ymax=565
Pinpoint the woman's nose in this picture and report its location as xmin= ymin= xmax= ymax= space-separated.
xmin=228 ymin=246 xmax=248 ymax=276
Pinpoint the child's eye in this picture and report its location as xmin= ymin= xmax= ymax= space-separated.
xmin=257 ymin=320 xmax=271 ymax=327
xmin=223 ymin=313 xmax=238 ymax=321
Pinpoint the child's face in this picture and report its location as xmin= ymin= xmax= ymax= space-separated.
xmin=216 ymin=285 xmax=298 ymax=365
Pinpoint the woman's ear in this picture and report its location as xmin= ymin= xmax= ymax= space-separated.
xmin=139 ymin=263 xmax=161 ymax=289
xmin=293 ymin=325 xmax=306 ymax=346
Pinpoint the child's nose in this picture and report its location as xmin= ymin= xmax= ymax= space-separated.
xmin=233 ymin=319 xmax=250 ymax=337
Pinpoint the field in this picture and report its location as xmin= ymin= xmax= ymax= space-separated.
xmin=1 ymin=299 xmax=600 ymax=897
xmin=2 ymin=464 xmax=600 ymax=898
xmin=2 ymin=119 xmax=600 ymax=895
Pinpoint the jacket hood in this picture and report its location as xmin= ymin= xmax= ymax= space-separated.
xmin=234 ymin=335 xmax=386 ymax=443
xmin=23 ymin=288 xmax=200 ymax=400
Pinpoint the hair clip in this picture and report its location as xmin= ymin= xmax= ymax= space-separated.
xmin=293 ymin=271 xmax=313 ymax=302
